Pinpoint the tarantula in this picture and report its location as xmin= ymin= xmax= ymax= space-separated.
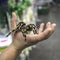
xmin=6 ymin=22 xmax=38 ymax=39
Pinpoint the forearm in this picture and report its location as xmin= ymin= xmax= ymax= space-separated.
xmin=0 ymin=44 xmax=22 ymax=60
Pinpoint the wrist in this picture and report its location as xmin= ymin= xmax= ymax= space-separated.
xmin=11 ymin=42 xmax=25 ymax=51
xmin=10 ymin=44 xmax=21 ymax=51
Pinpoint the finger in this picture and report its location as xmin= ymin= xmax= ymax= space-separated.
xmin=44 ymin=22 xmax=52 ymax=38
xmin=39 ymin=23 xmax=44 ymax=33
xmin=51 ymin=23 xmax=56 ymax=32
xmin=46 ymin=22 xmax=51 ymax=28
xmin=39 ymin=22 xmax=52 ymax=39
xmin=47 ymin=23 xmax=56 ymax=34
xmin=42 ymin=23 xmax=56 ymax=39
xmin=39 ymin=28 xmax=52 ymax=40
xmin=38 ymin=22 xmax=52 ymax=39
xmin=11 ymin=12 xmax=17 ymax=31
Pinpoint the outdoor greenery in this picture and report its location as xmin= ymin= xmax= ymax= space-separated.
xmin=8 ymin=0 xmax=31 ymax=19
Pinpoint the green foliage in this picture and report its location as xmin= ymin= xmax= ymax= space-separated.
xmin=8 ymin=0 xmax=31 ymax=19
xmin=0 ymin=47 xmax=6 ymax=52
xmin=8 ymin=0 xmax=15 ymax=9
xmin=0 ymin=6 xmax=7 ymax=28
xmin=25 ymin=0 xmax=31 ymax=6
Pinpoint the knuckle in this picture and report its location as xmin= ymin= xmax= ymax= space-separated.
xmin=47 ymin=28 xmax=52 ymax=32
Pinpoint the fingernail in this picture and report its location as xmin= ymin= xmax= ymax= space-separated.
xmin=53 ymin=23 xmax=56 ymax=27
xmin=48 ymin=22 xmax=51 ymax=24
xmin=41 ymin=23 xmax=44 ymax=25
xmin=12 ymin=12 xmax=16 ymax=17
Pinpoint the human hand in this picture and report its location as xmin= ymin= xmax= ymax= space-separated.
xmin=11 ymin=12 xmax=56 ymax=50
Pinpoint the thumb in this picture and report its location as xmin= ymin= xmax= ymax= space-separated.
xmin=11 ymin=12 xmax=17 ymax=31
xmin=10 ymin=12 xmax=17 ymax=38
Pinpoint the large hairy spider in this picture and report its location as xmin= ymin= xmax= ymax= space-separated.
xmin=6 ymin=22 xmax=38 ymax=41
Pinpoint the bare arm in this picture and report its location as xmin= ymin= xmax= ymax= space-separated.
xmin=0 ymin=45 xmax=22 ymax=60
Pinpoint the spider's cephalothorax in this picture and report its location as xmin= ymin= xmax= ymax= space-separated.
xmin=15 ymin=22 xmax=26 ymax=33
xmin=6 ymin=22 xmax=38 ymax=38
xmin=26 ymin=24 xmax=38 ymax=34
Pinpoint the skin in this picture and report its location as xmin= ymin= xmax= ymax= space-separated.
xmin=0 ymin=12 xmax=56 ymax=60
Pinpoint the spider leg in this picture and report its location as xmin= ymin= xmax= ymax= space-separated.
xmin=33 ymin=28 xmax=38 ymax=34
xmin=6 ymin=30 xmax=15 ymax=37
